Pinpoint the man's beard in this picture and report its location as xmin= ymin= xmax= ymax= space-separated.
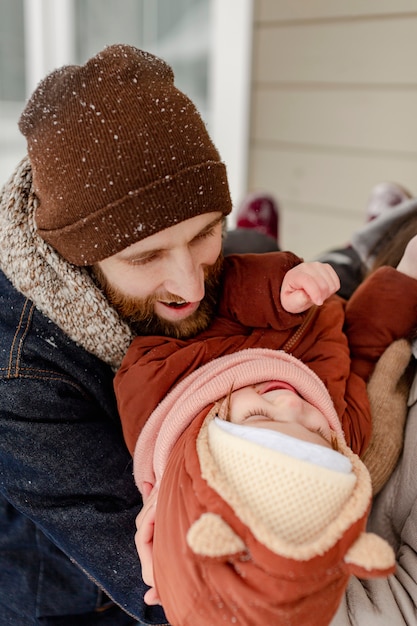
xmin=92 ymin=255 xmax=224 ymax=339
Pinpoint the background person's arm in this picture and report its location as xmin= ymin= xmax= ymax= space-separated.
xmin=331 ymin=383 xmax=417 ymax=626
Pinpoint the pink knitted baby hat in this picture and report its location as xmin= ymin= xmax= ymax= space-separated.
xmin=134 ymin=348 xmax=345 ymax=494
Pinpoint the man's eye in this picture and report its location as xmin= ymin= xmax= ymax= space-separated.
xmin=129 ymin=253 xmax=159 ymax=266
xmin=193 ymin=218 xmax=222 ymax=242
xmin=194 ymin=226 xmax=217 ymax=241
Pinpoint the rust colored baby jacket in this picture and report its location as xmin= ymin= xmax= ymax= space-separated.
xmin=115 ymin=251 xmax=417 ymax=457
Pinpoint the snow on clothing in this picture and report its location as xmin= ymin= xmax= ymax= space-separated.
xmin=0 ymin=158 xmax=167 ymax=625
xmin=142 ymin=349 xmax=395 ymax=626
xmin=330 ymin=199 xmax=417 ymax=625
xmin=116 ymin=250 xmax=417 ymax=461
xmin=19 ymin=44 xmax=232 ymax=266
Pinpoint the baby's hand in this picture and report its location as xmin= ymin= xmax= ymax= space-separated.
xmin=396 ymin=234 xmax=417 ymax=280
xmin=281 ymin=262 xmax=340 ymax=313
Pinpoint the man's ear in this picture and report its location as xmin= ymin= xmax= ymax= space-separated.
xmin=344 ymin=532 xmax=396 ymax=578
xmin=187 ymin=512 xmax=246 ymax=557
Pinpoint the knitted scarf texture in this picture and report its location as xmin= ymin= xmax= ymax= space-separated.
xmin=0 ymin=157 xmax=133 ymax=370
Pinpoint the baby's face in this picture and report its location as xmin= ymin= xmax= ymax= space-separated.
xmin=226 ymin=382 xmax=333 ymax=448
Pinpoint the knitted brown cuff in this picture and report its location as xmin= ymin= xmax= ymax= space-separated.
xmin=362 ymin=339 xmax=413 ymax=495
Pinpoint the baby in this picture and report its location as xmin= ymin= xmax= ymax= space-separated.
xmin=134 ymin=347 xmax=399 ymax=626
xmin=115 ymin=242 xmax=417 ymax=624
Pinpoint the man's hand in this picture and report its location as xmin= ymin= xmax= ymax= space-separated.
xmin=134 ymin=486 xmax=161 ymax=605
xmin=281 ymin=262 xmax=340 ymax=313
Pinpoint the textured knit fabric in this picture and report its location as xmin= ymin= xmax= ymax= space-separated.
xmin=133 ymin=348 xmax=345 ymax=493
xmin=206 ymin=418 xmax=356 ymax=546
xmin=212 ymin=417 xmax=352 ymax=472
xmin=0 ymin=157 xmax=132 ymax=369
xmin=18 ymin=44 xmax=232 ymax=265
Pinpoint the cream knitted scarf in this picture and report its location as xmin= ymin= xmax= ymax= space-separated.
xmin=0 ymin=157 xmax=133 ymax=370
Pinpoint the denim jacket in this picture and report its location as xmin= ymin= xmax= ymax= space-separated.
xmin=0 ymin=158 xmax=169 ymax=624
xmin=0 ymin=269 xmax=167 ymax=625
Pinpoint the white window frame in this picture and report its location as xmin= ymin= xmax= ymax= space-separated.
xmin=209 ymin=0 xmax=253 ymax=220
xmin=24 ymin=0 xmax=75 ymax=97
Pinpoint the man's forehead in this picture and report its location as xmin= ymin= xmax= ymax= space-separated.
xmin=116 ymin=212 xmax=224 ymax=259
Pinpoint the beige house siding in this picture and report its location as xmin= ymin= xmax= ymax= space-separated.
xmin=248 ymin=1 xmax=417 ymax=259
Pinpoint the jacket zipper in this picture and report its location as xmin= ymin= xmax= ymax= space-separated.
xmin=282 ymin=305 xmax=319 ymax=353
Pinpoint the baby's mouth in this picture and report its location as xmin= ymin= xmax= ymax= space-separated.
xmin=259 ymin=381 xmax=297 ymax=395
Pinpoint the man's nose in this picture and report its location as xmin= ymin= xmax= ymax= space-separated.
xmin=163 ymin=250 xmax=205 ymax=302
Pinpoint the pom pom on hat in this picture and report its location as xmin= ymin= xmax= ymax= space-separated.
xmin=19 ymin=44 xmax=232 ymax=265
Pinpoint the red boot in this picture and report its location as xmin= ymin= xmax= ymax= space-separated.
xmin=236 ymin=192 xmax=280 ymax=242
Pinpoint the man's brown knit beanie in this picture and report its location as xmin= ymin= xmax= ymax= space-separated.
xmin=18 ymin=44 xmax=232 ymax=265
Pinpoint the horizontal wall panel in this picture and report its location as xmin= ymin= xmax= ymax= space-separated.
xmin=251 ymin=88 xmax=417 ymax=154
xmin=254 ymin=17 xmax=417 ymax=85
xmin=247 ymin=0 xmax=417 ymax=262
xmin=255 ymin=1 xmax=417 ymax=22
xmin=247 ymin=145 xmax=417 ymax=259
xmin=280 ymin=202 xmax=363 ymax=261
xmin=248 ymin=145 xmax=417 ymax=211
